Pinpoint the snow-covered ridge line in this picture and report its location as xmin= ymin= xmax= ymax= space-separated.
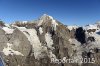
xmin=67 ymin=25 xmax=78 ymax=31
xmin=84 ymin=24 xmax=98 ymax=30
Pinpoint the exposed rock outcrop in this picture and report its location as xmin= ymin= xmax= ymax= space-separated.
xmin=0 ymin=14 xmax=100 ymax=66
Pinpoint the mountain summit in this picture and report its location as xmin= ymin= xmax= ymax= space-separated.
xmin=39 ymin=14 xmax=54 ymax=20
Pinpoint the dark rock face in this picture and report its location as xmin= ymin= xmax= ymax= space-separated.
xmin=87 ymin=37 xmax=95 ymax=42
xmin=75 ymin=27 xmax=86 ymax=44
xmin=0 ymin=15 xmax=100 ymax=66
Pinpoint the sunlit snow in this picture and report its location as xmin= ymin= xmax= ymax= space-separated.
xmin=2 ymin=43 xmax=24 ymax=56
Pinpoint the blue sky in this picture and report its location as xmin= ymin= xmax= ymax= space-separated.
xmin=0 ymin=0 xmax=100 ymax=26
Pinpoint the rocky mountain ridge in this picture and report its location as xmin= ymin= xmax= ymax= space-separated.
xmin=0 ymin=14 xmax=100 ymax=66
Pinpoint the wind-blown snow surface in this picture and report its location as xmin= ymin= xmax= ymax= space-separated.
xmin=45 ymin=32 xmax=56 ymax=59
xmin=2 ymin=43 xmax=24 ymax=56
xmin=39 ymin=27 xmax=43 ymax=34
xmin=45 ymin=32 xmax=54 ymax=50
xmin=2 ymin=27 xmax=14 ymax=34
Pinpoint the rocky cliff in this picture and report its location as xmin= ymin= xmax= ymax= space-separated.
xmin=0 ymin=14 xmax=100 ymax=66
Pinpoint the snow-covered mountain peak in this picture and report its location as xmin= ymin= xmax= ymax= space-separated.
xmin=40 ymin=14 xmax=54 ymax=20
xmin=38 ymin=14 xmax=58 ymax=30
